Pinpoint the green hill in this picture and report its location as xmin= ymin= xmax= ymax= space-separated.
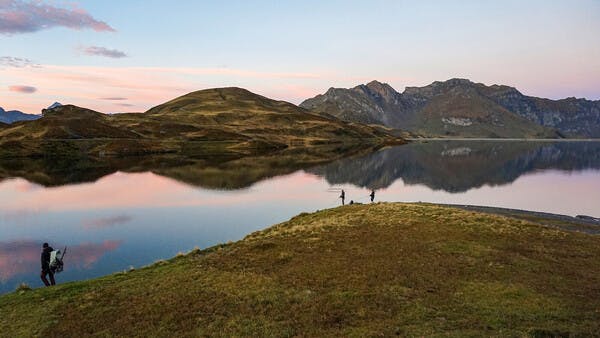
xmin=2 ymin=203 xmax=600 ymax=336
xmin=138 ymin=87 xmax=395 ymax=147
xmin=0 ymin=88 xmax=400 ymax=159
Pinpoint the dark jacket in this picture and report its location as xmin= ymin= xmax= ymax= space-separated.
xmin=41 ymin=246 xmax=53 ymax=271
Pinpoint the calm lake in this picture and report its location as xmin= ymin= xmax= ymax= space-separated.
xmin=1 ymin=140 xmax=599 ymax=294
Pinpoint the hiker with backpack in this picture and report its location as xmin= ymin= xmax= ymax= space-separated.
xmin=40 ymin=243 xmax=56 ymax=286
xmin=40 ymin=243 xmax=66 ymax=287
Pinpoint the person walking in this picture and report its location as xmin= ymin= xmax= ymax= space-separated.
xmin=370 ymin=190 xmax=376 ymax=203
xmin=340 ymin=189 xmax=345 ymax=206
xmin=40 ymin=243 xmax=56 ymax=287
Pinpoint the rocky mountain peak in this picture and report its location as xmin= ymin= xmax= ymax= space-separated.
xmin=443 ymin=78 xmax=475 ymax=86
xmin=365 ymin=80 xmax=395 ymax=93
xmin=428 ymin=78 xmax=477 ymax=92
xmin=352 ymin=80 xmax=399 ymax=103
xmin=47 ymin=102 xmax=63 ymax=110
xmin=325 ymin=87 xmax=337 ymax=95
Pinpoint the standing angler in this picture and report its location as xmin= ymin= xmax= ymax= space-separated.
xmin=340 ymin=189 xmax=346 ymax=206
xmin=40 ymin=243 xmax=56 ymax=287
xmin=370 ymin=190 xmax=376 ymax=203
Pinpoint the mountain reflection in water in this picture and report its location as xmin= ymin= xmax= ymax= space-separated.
xmin=310 ymin=141 xmax=600 ymax=192
xmin=2 ymin=141 xmax=599 ymax=193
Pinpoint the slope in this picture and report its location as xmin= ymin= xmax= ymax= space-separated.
xmin=2 ymin=203 xmax=600 ymax=336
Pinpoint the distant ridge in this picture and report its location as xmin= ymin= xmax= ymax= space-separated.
xmin=0 ymin=106 xmax=40 ymax=124
xmin=301 ymin=79 xmax=600 ymax=138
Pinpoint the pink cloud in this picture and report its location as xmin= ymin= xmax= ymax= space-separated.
xmin=0 ymin=0 xmax=115 ymax=34
xmin=68 ymin=240 xmax=122 ymax=268
xmin=13 ymin=180 xmax=41 ymax=192
xmin=82 ymin=215 xmax=133 ymax=229
xmin=0 ymin=240 xmax=39 ymax=282
xmin=8 ymin=85 xmax=36 ymax=93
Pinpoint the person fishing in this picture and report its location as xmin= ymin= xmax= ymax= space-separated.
xmin=370 ymin=189 xmax=376 ymax=203
xmin=40 ymin=242 xmax=56 ymax=287
xmin=340 ymin=189 xmax=346 ymax=206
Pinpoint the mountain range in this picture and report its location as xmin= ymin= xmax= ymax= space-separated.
xmin=0 ymin=107 xmax=40 ymax=124
xmin=300 ymin=79 xmax=600 ymax=138
xmin=0 ymin=87 xmax=398 ymax=159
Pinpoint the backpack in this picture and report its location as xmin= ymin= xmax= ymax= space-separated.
xmin=50 ymin=247 xmax=67 ymax=273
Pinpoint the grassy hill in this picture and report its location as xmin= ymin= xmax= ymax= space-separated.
xmin=2 ymin=203 xmax=600 ymax=336
xmin=0 ymin=88 xmax=400 ymax=159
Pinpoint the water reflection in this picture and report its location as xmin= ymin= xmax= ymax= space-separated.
xmin=2 ymin=141 xmax=598 ymax=193
xmin=82 ymin=215 xmax=133 ymax=229
xmin=311 ymin=141 xmax=600 ymax=192
xmin=0 ymin=144 xmax=375 ymax=190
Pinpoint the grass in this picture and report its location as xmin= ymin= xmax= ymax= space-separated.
xmin=2 ymin=203 xmax=600 ymax=337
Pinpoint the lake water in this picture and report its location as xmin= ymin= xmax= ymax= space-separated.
xmin=1 ymin=140 xmax=599 ymax=294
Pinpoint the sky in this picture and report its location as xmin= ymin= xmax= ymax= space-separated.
xmin=1 ymin=0 xmax=599 ymax=114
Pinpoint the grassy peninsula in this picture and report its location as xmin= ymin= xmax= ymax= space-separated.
xmin=2 ymin=203 xmax=600 ymax=337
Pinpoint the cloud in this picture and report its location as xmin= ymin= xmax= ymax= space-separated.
xmin=68 ymin=240 xmax=122 ymax=268
xmin=116 ymin=103 xmax=134 ymax=107
xmin=0 ymin=56 xmax=38 ymax=68
xmin=0 ymin=0 xmax=115 ymax=35
xmin=8 ymin=85 xmax=36 ymax=93
xmin=99 ymin=97 xmax=128 ymax=101
xmin=81 ymin=46 xmax=127 ymax=58
xmin=82 ymin=215 xmax=132 ymax=229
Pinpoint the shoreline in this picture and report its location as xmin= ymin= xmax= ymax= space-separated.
xmin=430 ymin=203 xmax=600 ymax=234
